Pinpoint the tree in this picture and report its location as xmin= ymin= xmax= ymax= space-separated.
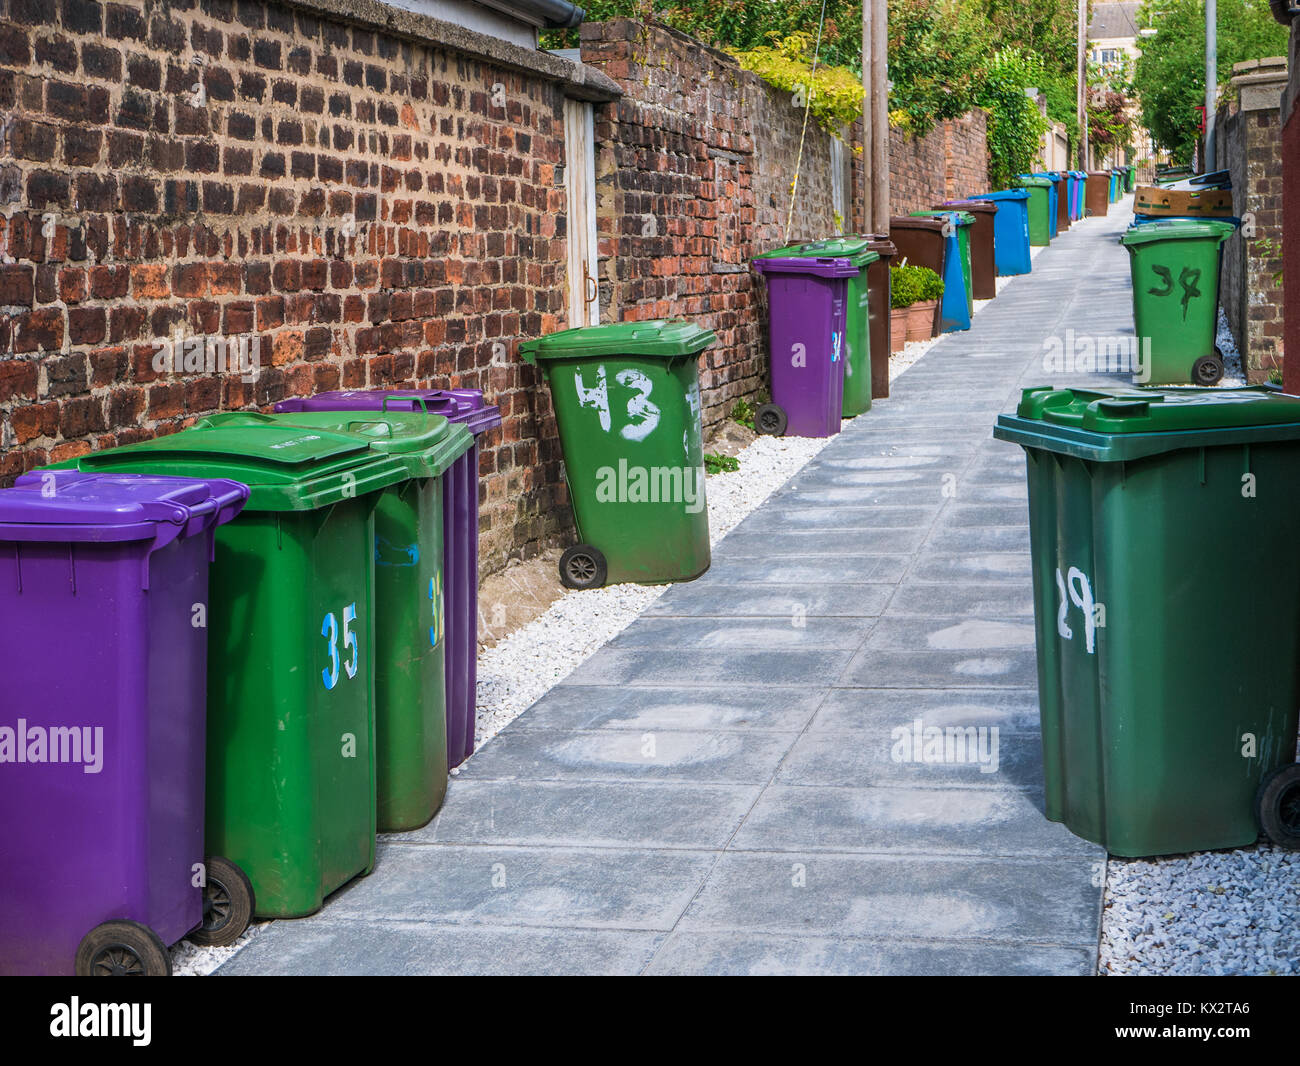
xmin=1132 ymin=0 xmax=1288 ymax=164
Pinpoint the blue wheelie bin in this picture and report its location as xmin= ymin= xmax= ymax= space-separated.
xmin=972 ymin=189 xmax=1031 ymax=276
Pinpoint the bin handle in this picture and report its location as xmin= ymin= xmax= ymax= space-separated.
xmin=346 ymin=419 xmax=393 ymax=437
xmin=382 ymin=395 xmax=430 ymax=415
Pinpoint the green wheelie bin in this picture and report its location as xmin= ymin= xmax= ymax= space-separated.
xmin=519 ymin=320 xmax=714 ymax=589
xmin=755 ymin=238 xmax=880 ymax=418
xmin=1119 ymin=218 xmax=1236 ymax=385
xmin=1013 ymin=176 xmax=1053 ymax=246
xmin=49 ymin=418 xmax=412 ymax=917
xmin=995 ymin=385 xmax=1300 ymax=857
xmin=207 ymin=410 xmax=474 ymax=833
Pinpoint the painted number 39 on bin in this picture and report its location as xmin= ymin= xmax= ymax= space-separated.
xmin=321 ymin=603 xmax=360 ymax=690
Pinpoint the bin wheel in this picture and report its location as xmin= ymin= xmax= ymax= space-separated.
xmin=559 ymin=544 xmax=607 ymax=590
xmin=188 ymin=856 xmax=255 ymax=947
xmin=1256 ymin=763 xmax=1300 ymax=849
xmin=755 ymin=403 xmax=788 ymax=436
xmin=75 ymin=920 xmax=172 ymax=977
xmin=1192 ymin=355 xmax=1224 ymax=386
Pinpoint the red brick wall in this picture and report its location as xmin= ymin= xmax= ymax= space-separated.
xmin=580 ymin=19 xmax=851 ymax=431
xmin=0 ymin=0 xmax=571 ymax=572
xmin=1220 ymin=100 xmax=1285 ymax=382
xmin=853 ymin=110 xmax=990 ymax=224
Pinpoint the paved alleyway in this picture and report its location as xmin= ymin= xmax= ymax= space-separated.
xmin=220 ymin=200 xmax=1137 ymax=976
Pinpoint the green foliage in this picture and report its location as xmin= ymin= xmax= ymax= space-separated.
xmin=704 ymin=452 xmax=741 ymax=474
xmin=544 ymin=0 xmax=864 ymax=70
xmin=982 ymin=0 xmax=1079 ymax=75
xmin=728 ymin=34 xmax=866 ymax=134
xmin=730 ymin=397 xmax=756 ymax=429
xmin=977 ymin=48 xmax=1050 ymax=188
xmin=886 ymin=0 xmax=990 ymax=134
xmin=1133 ymin=0 xmax=1289 ymax=164
xmin=890 ymin=264 xmax=943 ymax=308
xmin=915 ymin=264 xmax=944 ymax=302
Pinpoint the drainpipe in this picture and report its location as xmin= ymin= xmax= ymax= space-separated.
xmin=482 ymin=0 xmax=585 ymax=28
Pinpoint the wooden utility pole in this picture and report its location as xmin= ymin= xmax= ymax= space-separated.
xmin=862 ymin=0 xmax=889 ymax=232
xmin=1077 ymin=0 xmax=1089 ymax=167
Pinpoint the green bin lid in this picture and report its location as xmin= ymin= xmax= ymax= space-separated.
xmin=518 ymin=319 xmax=716 ymax=364
xmin=1012 ymin=176 xmax=1054 ymax=188
xmin=910 ymin=210 xmax=975 ymax=226
xmin=756 ymin=237 xmax=880 ymax=268
xmin=1120 ymin=218 xmax=1237 ymax=247
xmin=993 ymin=385 xmax=1300 ymax=462
xmin=66 ymin=415 xmax=412 ymax=511
xmin=201 ymin=410 xmax=473 ymax=481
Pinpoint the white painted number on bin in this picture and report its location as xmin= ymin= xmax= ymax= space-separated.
xmin=1055 ymin=566 xmax=1096 ymax=654
xmin=615 ymin=368 xmax=660 ymax=441
xmin=574 ymin=364 xmax=612 ymax=432
xmin=321 ymin=602 xmax=361 ymax=690
xmin=574 ymin=363 xmax=661 ymax=441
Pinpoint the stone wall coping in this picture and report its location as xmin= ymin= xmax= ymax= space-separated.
xmin=282 ymin=0 xmax=622 ymax=100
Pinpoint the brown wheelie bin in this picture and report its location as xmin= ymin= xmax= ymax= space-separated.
xmin=843 ymin=233 xmax=897 ymax=400
xmin=888 ymin=216 xmax=949 ymax=337
xmin=1086 ymin=171 xmax=1111 ymax=218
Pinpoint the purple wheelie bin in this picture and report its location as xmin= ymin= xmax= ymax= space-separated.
xmin=751 ymin=254 xmax=857 ymax=438
xmin=275 ymin=388 xmax=501 ymax=768
xmin=0 ymin=470 xmax=249 ymax=976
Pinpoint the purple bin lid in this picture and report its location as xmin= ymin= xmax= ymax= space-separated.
xmin=0 ymin=471 xmax=249 ymax=546
xmin=752 ymin=256 xmax=859 ymax=278
xmin=276 ymin=388 xmax=502 ymax=437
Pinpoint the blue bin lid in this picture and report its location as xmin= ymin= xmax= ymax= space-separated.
xmin=972 ymin=189 xmax=1030 ymax=202
xmin=0 ymin=471 xmax=249 ymax=544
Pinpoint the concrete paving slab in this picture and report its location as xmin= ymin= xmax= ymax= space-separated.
xmin=676 ymin=852 xmax=1102 ymax=944
xmin=510 ymin=684 xmax=825 ymax=733
xmin=644 ymin=583 xmax=894 ymax=619
xmin=407 ymin=780 xmax=762 ymax=849
xmin=809 ymin=688 xmax=1042 ymax=734
xmin=731 ymin=786 xmax=1089 ymax=856
xmin=455 ymin=727 xmax=801 ymax=785
xmin=642 ymin=931 xmax=1097 ymax=975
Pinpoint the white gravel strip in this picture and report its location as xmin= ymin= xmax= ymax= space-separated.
xmin=171 ymin=923 xmax=262 ymax=976
xmin=1101 ymin=845 xmax=1300 ymax=975
xmin=1216 ymin=306 xmax=1248 ymax=386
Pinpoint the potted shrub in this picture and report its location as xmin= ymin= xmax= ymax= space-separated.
xmin=906 ymin=266 xmax=944 ymax=343
xmin=889 ymin=265 xmax=920 ymax=352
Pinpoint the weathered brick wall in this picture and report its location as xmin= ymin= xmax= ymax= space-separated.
xmin=749 ymin=80 xmax=851 ymax=247
xmin=580 ymin=19 xmax=850 ymax=431
xmin=944 ymin=110 xmax=989 ymax=200
xmin=852 ymin=109 xmax=990 ymax=222
xmin=1218 ymin=59 xmax=1287 ymax=383
xmin=0 ymin=0 xmax=580 ymax=572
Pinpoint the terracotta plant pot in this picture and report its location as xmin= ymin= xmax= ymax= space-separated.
xmin=890 ymin=307 xmax=908 ymax=352
xmin=906 ymin=300 xmax=937 ymax=343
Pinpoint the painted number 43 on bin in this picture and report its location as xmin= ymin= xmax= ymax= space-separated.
xmin=1055 ymin=566 xmax=1103 ymax=654
xmin=574 ymin=364 xmax=660 ymax=441
xmin=321 ymin=603 xmax=360 ymax=689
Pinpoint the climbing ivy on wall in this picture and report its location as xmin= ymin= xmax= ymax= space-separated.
xmin=977 ymin=48 xmax=1050 ymax=188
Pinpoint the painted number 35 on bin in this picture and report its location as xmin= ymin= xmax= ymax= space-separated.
xmin=321 ymin=603 xmax=360 ymax=690
xmin=574 ymin=364 xmax=661 ymax=441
